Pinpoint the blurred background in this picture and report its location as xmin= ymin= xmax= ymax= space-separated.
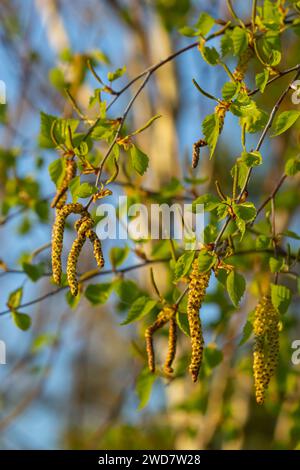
xmin=0 ymin=0 xmax=300 ymax=450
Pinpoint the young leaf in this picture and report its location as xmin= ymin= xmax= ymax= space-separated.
xmin=271 ymin=283 xmax=291 ymax=314
xmin=239 ymin=319 xmax=253 ymax=346
xmin=48 ymin=158 xmax=65 ymax=187
xmin=204 ymin=344 xmax=223 ymax=369
xmin=201 ymin=46 xmax=220 ymax=65
xmin=271 ymin=110 xmax=300 ymax=137
xmin=130 ymin=145 xmax=149 ymax=176
xmin=109 ymin=246 xmax=129 ymax=268
xmin=7 ymin=287 xmax=23 ymax=310
xmin=135 ymin=368 xmax=156 ymax=410
xmin=222 ymin=81 xmax=240 ymax=101
xmin=22 ymin=262 xmax=44 ymax=282
xmin=198 ymin=250 xmax=217 ymax=272
xmin=226 ymin=271 xmax=246 ymax=307
xmin=192 ymin=194 xmax=220 ymax=212
xmin=75 ymin=182 xmax=97 ymax=199
xmin=202 ymin=113 xmax=220 ymax=159
xmin=176 ymin=311 xmax=190 ymax=337
xmin=232 ymin=27 xmax=248 ymax=55
xmin=173 ymin=251 xmax=195 ymax=281
xmin=85 ymin=283 xmax=112 ymax=305
xmin=131 ymin=114 xmax=162 ymax=136
xmin=121 ymin=297 xmax=157 ymax=325
xmin=255 ymin=69 xmax=269 ymax=93
xmin=107 ymin=66 xmax=126 ymax=82
xmin=195 ymin=12 xmax=215 ymax=36
xmin=285 ymin=157 xmax=300 ymax=176
xmin=12 ymin=311 xmax=31 ymax=331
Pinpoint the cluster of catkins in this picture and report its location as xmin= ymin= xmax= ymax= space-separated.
xmin=51 ymin=158 xmax=104 ymax=296
xmin=144 ymin=253 xmax=280 ymax=404
xmin=145 ymin=257 xmax=211 ymax=383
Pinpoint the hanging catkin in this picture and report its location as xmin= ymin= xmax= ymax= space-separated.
xmin=187 ymin=259 xmax=210 ymax=382
xmin=51 ymin=203 xmax=84 ymax=285
xmin=253 ymin=295 xmax=280 ymax=405
xmin=86 ymin=229 xmax=105 ymax=269
xmin=164 ymin=316 xmax=177 ymax=375
xmin=145 ymin=307 xmax=173 ymax=373
xmin=67 ymin=234 xmax=86 ymax=296
xmin=51 ymin=159 xmax=77 ymax=208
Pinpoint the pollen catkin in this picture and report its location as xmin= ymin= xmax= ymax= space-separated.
xmin=145 ymin=307 xmax=173 ymax=373
xmin=164 ymin=316 xmax=177 ymax=375
xmin=187 ymin=259 xmax=211 ymax=382
xmin=253 ymin=295 xmax=280 ymax=405
xmin=215 ymin=101 xmax=230 ymax=133
xmin=192 ymin=139 xmax=207 ymax=169
xmin=86 ymin=230 xmax=105 ymax=269
xmin=233 ymin=47 xmax=254 ymax=83
xmin=67 ymin=234 xmax=86 ymax=296
xmin=51 ymin=203 xmax=84 ymax=285
xmin=51 ymin=159 xmax=77 ymax=208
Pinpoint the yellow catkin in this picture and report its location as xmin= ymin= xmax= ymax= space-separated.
xmin=233 ymin=47 xmax=254 ymax=83
xmin=145 ymin=307 xmax=173 ymax=373
xmin=187 ymin=259 xmax=211 ymax=382
xmin=86 ymin=230 xmax=105 ymax=269
xmin=215 ymin=101 xmax=230 ymax=133
xmin=51 ymin=159 xmax=77 ymax=208
xmin=67 ymin=234 xmax=86 ymax=296
xmin=51 ymin=203 xmax=84 ymax=285
xmin=164 ymin=316 xmax=177 ymax=375
xmin=253 ymin=295 xmax=280 ymax=405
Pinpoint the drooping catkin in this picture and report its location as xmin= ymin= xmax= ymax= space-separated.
xmin=233 ymin=47 xmax=254 ymax=83
xmin=67 ymin=234 xmax=86 ymax=296
xmin=187 ymin=259 xmax=211 ymax=382
xmin=192 ymin=139 xmax=206 ymax=169
xmin=86 ymin=229 xmax=105 ymax=269
xmin=145 ymin=307 xmax=173 ymax=373
xmin=164 ymin=316 xmax=177 ymax=375
xmin=253 ymin=295 xmax=280 ymax=405
xmin=51 ymin=159 xmax=77 ymax=208
xmin=51 ymin=203 xmax=84 ymax=285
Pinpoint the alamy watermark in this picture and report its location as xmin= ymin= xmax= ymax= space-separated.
xmin=0 ymin=340 xmax=6 ymax=365
xmin=0 ymin=80 xmax=6 ymax=104
xmin=291 ymin=80 xmax=300 ymax=104
xmin=291 ymin=340 xmax=300 ymax=365
xmin=94 ymin=197 xmax=204 ymax=250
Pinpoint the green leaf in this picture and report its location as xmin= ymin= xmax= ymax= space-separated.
xmin=192 ymin=194 xmax=220 ymax=212
xmin=238 ymin=151 xmax=262 ymax=168
xmin=234 ymin=202 xmax=257 ymax=222
xmin=179 ymin=26 xmax=198 ymax=37
xmin=269 ymin=50 xmax=281 ymax=66
xmin=49 ymin=67 xmax=66 ymax=90
xmin=22 ymin=262 xmax=44 ymax=282
xmin=39 ymin=112 xmax=79 ymax=148
xmin=231 ymin=27 xmax=248 ymax=55
xmin=85 ymin=283 xmax=112 ymax=305
xmin=285 ymin=157 xmax=300 ymax=176
xmin=7 ymin=287 xmax=23 ymax=310
xmin=121 ymin=296 xmax=157 ymax=325
xmin=195 ymin=12 xmax=215 ymax=36
xmin=69 ymin=175 xmax=81 ymax=202
xmin=222 ymin=81 xmax=240 ymax=101
xmin=271 ymin=283 xmax=291 ymax=314
xmin=76 ymin=182 xmax=97 ymax=199
xmin=114 ymin=279 xmax=140 ymax=305
xmin=109 ymin=246 xmax=129 ymax=268
xmin=130 ymin=145 xmax=149 ymax=176
xmin=204 ymin=345 xmax=223 ymax=368
xmin=197 ymin=250 xmax=217 ymax=272
xmin=173 ymin=251 xmax=195 ymax=281
xmin=269 ymin=256 xmax=284 ymax=273
xmin=107 ymin=66 xmax=126 ymax=82
xmin=255 ymin=69 xmax=269 ymax=93
xmin=226 ymin=271 xmax=246 ymax=307
xmin=281 ymin=230 xmax=300 ymax=240
xmin=271 ymin=110 xmax=300 ymax=137
xmin=176 ymin=311 xmax=190 ymax=336
xmin=202 ymin=113 xmax=220 ymax=159
xmin=11 ymin=311 xmax=31 ymax=331
xmin=135 ymin=368 xmax=156 ymax=410
xmin=201 ymin=46 xmax=220 ymax=65
xmin=239 ymin=319 xmax=253 ymax=346
xmin=32 ymin=333 xmax=56 ymax=353
xmin=48 ymin=158 xmax=65 ymax=187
